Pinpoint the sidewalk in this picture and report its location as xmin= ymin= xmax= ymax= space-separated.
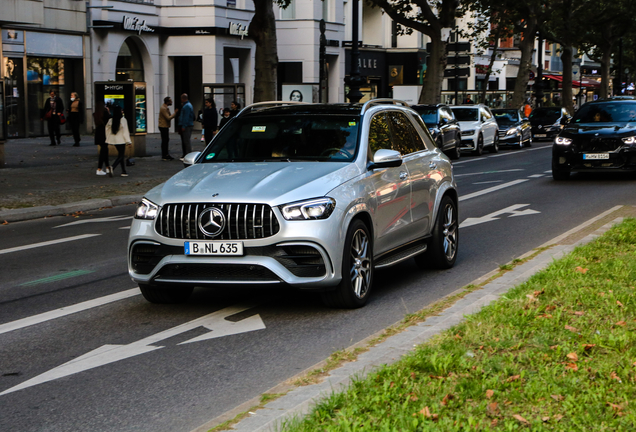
xmin=0 ymin=131 xmax=208 ymax=222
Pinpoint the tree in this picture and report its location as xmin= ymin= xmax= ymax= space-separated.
xmin=249 ymin=0 xmax=291 ymax=102
xmin=367 ymin=0 xmax=460 ymax=104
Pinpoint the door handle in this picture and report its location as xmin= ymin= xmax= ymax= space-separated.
xmin=429 ymin=161 xmax=437 ymax=169
xmin=399 ymin=172 xmax=408 ymax=180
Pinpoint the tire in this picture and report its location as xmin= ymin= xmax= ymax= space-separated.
xmin=518 ymin=135 xmax=524 ymax=149
xmin=489 ymin=134 xmax=499 ymax=153
xmin=415 ymin=196 xmax=458 ymax=269
xmin=551 ymin=159 xmax=570 ymax=181
xmin=526 ymin=135 xmax=532 ymax=147
xmin=473 ymin=134 xmax=484 ymax=156
xmin=139 ymin=284 xmax=193 ymax=304
xmin=448 ymin=134 xmax=461 ymax=160
xmin=321 ymin=220 xmax=373 ymax=309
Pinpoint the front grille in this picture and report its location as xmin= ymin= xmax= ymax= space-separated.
xmin=498 ymin=130 xmax=507 ymax=138
xmin=156 ymin=203 xmax=280 ymax=240
xmin=577 ymin=137 xmax=623 ymax=153
xmin=155 ymin=263 xmax=280 ymax=282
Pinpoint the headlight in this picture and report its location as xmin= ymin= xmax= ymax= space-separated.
xmin=462 ymin=130 xmax=475 ymax=136
xmin=135 ymin=198 xmax=160 ymax=220
xmin=621 ymin=136 xmax=636 ymax=145
xmin=280 ymin=198 xmax=336 ymax=220
xmin=554 ymin=137 xmax=572 ymax=145
xmin=506 ymin=127 xmax=519 ymax=136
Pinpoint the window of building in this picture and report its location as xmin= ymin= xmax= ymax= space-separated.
xmin=280 ymin=0 xmax=295 ymax=19
xmin=116 ymin=38 xmax=144 ymax=82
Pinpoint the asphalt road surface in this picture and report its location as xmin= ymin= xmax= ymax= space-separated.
xmin=2 ymin=141 xmax=636 ymax=432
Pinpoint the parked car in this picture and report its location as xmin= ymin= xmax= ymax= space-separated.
xmin=491 ymin=109 xmax=532 ymax=149
xmin=529 ymin=107 xmax=572 ymax=141
xmin=552 ymin=98 xmax=636 ymax=180
xmin=450 ymin=104 xmax=499 ymax=155
xmin=128 ymin=100 xmax=459 ymax=308
xmin=411 ymin=104 xmax=461 ymax=160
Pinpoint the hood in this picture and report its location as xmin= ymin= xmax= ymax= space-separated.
xmin=562 ymin=123 xmax=636 ymax=137
xmin=145 ymin=162 xmax=363 ymax=206
xmin=457 ymin=120 xmax=481 ymax=131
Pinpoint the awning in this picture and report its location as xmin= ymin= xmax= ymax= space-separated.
xmin=543 ymin=74 xmax=601 ymax=88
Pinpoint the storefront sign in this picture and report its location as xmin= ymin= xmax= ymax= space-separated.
xmin=104 ymin=85 xmax=124 ymax=91
xmin=359 ymin=58 xmax=378 ymax=70
xmin=229 ymin=22 xmax=248 ymax=39
xmin=123 ymin=16 xmax=155 ymax=35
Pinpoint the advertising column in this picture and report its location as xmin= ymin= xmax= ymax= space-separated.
xmin=0 ymin=78 xmax=5 ymax=167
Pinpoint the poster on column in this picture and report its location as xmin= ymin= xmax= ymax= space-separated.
xmin=282 ymin=84 xmax=315 ymax=103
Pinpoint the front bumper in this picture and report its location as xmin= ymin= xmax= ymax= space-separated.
xmin=532 ymin=127 xmax=560 ymax=140
xmin=552 ymin=145 xmax=636 ymax=172
xmin=459 ymin=134 xmax=477 ymax=150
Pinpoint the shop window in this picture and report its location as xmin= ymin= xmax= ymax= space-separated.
xmin=280 ymin=0 xmax=295 ymax=19
xmin=116 ymin=39 xmax=144 ymax=82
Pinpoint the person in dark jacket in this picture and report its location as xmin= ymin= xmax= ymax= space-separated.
xmin=202 ymin=98 xmax=218 ymax=145
xmin=67 ymin=92 xmax=84 ymax=146
xmin=93 ymin=102 xmax=112 ymax=176
xmin=218 ymin=108 xmax=231 ymax=130
xmin=41 ymin=90 xmax=64 ymax=146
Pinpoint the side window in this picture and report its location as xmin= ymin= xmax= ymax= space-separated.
xmin=368 ymin=112 xmax=392 ymax=159
xmin=388 ymin=111 xmax=423 ymax=154
xmin=408 ymin=111 xmax=436 ymax=151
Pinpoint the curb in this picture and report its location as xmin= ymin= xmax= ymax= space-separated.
xmin=196 ymin=211 xmax=626 ymax=432
xmin=0 ymin=195 xmax=142 ymax=223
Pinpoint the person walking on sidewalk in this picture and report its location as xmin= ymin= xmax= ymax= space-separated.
xmin=158 ymin=96 xmax=178 ymax=160
xmin=94 ymin=102 xmax=112 ymax=176
xmin=178 ymin=93 xmax=195 ymax=160
xmin=105 ymin=105 xmax=132 ymax=177
xmin=202 ymin=98 xmax=218 ymax=145
xmin=67 ymin=92 xmax=84 ymax=147
xmin=41 ymin=90 xmax=64 ymax=146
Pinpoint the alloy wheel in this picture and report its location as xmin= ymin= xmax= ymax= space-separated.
xmin=442 ymin=204 xmax=458 ymax=261
xmin=349 ymin=228 xmax=371 ymax=299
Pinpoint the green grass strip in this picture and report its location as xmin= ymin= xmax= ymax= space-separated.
xmin=281 ymin=218 xmax=636 ymax=431
xmin=20 ymin=270 xmax=94 ymax=287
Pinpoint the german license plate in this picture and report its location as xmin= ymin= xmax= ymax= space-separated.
xmin=185 ymin=241 xmax=243 ymax=256
xmin=583 ymin=153 xmax=610 ymax=160
xmin=534 ymin=134 xmax=546 ymax=138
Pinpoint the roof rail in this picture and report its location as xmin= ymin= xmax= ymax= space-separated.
xmin=237 ymin=101 xmax=309 ymax=116
xmin=361 ymin=98 xmax=410 ymax=115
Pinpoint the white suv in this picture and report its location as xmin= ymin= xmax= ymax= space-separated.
xmin=450 ymin=104 xmax=499 ymax=155
xmin=128 ymin=100 xmax=459 ymax=308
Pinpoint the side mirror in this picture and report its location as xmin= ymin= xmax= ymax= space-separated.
xmin=183 ymin=151 xmax=201 ymax=167
xmin=367 ymin=149 xmax=403 ymax=170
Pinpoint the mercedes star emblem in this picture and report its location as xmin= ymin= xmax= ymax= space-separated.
xmin=198 ymin=207 xmax=226 ymax=237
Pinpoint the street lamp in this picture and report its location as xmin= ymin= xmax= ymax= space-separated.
xmin=345 ymin=0 xmax=363 ymax=103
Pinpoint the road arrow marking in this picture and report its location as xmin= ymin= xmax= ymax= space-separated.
xmin=0 ymin=304 xmax=265 ymax=396
xmin=460 ymin=204 xmax=540 ymax=228
xmin=459 ymin=179 xmax=528 ymax=202
xmin=54 ymin=215 xmax=133 ymax=228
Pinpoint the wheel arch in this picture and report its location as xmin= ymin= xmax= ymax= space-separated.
xmin=430 ymin=185 xmax=458 ymax=232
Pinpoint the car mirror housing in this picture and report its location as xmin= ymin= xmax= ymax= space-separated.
xmin=183 ymin=152 xmax=201 ymax=167
xmin=367 ymin=149 xmax=403 ymax=170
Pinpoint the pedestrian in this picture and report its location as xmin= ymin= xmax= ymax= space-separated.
xmin=158 ymin=96 xmax=178 ymax=160
xmin=105 ymin=105 xmax=132 ymax=177
xmin=523 ymin=99 xmax=532 ymax=118
xmin=40 ymin=90 xmax=64 ymax=146
xmin=219 ymin=107 xmax=231 ymax=130
xmin=229 ymin=100 xmax=240 ymax=118
xmin=67 ymin=92 xmax=84 ymax=146
xmin=178 ymin=93 xmax=195 ymax=160
xmin=463 ymin=95 xmax=474 ymax=104
xmin=203 ymin=98 xmax=218 ymax=145
xmin=93 ymin=102 xmax=112 ymax=176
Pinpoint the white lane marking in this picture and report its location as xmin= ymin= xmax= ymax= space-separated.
xmin=544 ymin=170 xmax=552 ymax=173
xmin=54 ymin=215 xmax=133 ymax=228
xmin=0 ymin=304 xmax=266 ymax=396
xmin=455 ymin=168 xmax=524 ymax=177
xmin=459 ymin=179 xmax=528 ymax=202
xmin=472 ymin=180 xmax=503 ymax=185
xmin=0 ymin=289 xmax=140 ymax=336
xmin=119 ymin=226 xmax=131 ymax=230
xmin=528 ymin=174 xmax=545 ymax=178
xmin=460 ymin=204 xmax=540 ymax=228
xmin=0 ymin=234 xmax=101 ymax=256
xmin=453 ymin=145 xmax=551 ymax=165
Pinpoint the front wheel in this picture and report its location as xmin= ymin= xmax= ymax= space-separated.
xmin=139 ymin=284 xmax=193 ymax=304
xmin=489 ymin=134 xmax=499 ymax=153
xmin=415 ymin=196 xmax=458 ymax=269
xmin=321 ymin=220 xmax=373 ymax=308
xmin=448 ymin=134 xmax=461 ymax=160
xmin=473 ymin=134 xmax=484 ymax=156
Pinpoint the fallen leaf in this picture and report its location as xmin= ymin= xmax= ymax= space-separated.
xmin=536 ymin=314 xmax=552 ymax=319
xmin=504 ymin=400 xmax=513 ymax=405
xmin=533 ymin=289 xmax=545 ymax=297
xmin=490 ymin=419 xmax=498 ymax=427
xmin=513 ymin=414 xmax=530 ymax=425
xmin=617 ymin=301 xmax=624 ymax=307
xmin=454 ymin=333 xmax=462 ymax=340
xmin=1 ymin=220 xmax=8 ymax=225
xmin=390 ymin=381 xmax=395 ymax=388
xmin=526 ymin=294 xmax=537 ymax=302
xmin=575 ymin=266 xmax=588 ymax=274
xmin=441 ymin=393 xmax=454 ymax=406
xmin=487 ymin=402 xmax=499 ymax=415
xmin=565 ymin=363 xmax=578 ymax=371
xmin=550 ymin=345 xmax=559 ymax=350
xmin=583 ymin=344 xmax=596 ymax=351
xmin=551 ymin=394 xmax=564 ymax=401
xmin=599 ymin=292 xmax=606 ymax=297
xmin=567 ymin=352 xmax=579 ymax=362
xmin=554 ymin=414 xmax=563 ymax=421
xmin=565 ymin=325 xmax=579 ymax=333
xmin=494 ymin=337 xmax=500 ymax=342
xmin=418 ymin=406 xmax=438 ymax=420
xmin=506 ymin=375 xmax=521 ymax=382
xmin=607 ymin=402 xmax=623 ymax=412
xmin=542 ymin=416 xmax=550 ymax=422
xmin=610 ymin=372 xmax=622 ymax=382
xmin=486 ymin=389 xmax=494 ymax=399
xmin=615 ymin=321 xmax=627 ymax=327
xmin=574 ymin=311 xmax=585 ymax=316
xmin=545 ymin=305 xmax=556 ymax=311
xmin=411 ymin=372 xmax=416 ymax=379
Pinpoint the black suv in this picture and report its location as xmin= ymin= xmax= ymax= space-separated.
xmin=552 ymin=98 xmax=636 ymax=180
xmin=411 ymin=104 xmax=461 ymax=159
xmin=530 ymin=107 xmax=572 ymax=140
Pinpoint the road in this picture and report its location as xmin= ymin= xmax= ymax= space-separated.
xmin=2 ymin=141 xmax=636 ymax=432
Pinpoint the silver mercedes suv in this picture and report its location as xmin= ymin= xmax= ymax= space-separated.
xmin=128 ymin=100 xmax=459 ymax=308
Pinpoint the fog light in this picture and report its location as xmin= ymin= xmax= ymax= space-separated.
xmin=559 ymin=157 xmax=566 ymax=164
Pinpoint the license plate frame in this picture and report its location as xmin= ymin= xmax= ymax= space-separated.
xmin=185 ymin=241 xmax=244 ymax=256
xmin=534 ymin=134 xmax=547 ymax=138
xmin=583 ymin=153 xmax=610 ymax=160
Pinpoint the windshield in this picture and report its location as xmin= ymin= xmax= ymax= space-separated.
xmin=200 ymin=115 xmax=360 ymax=162
xmin=573 ymin=102 xmax=636 ymax=123
xmin=492 ymin=110 xmax=519 ymax=124
xmin=414 ymin=108 xmax=438 ymax=125
xmin=529 ymin=108 xmax=561 ymax=124
xmin=452 ymin=108 xmax=478 ymax=121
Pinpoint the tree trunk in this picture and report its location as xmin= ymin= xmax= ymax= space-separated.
xmin=250 ymin=0 xmax=279 ymax=102
xmin=480 ymin=38 xmax=499 ymax=103
xmin=561 ymin=46 xmax=574 ymax=113
xmin=600 ymin=47 xmax=612 ymax=98
xmin=511 ymin=18 xmax=537 ymax=109
xmin=419 ymin=33 xmax=447 ymax=104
